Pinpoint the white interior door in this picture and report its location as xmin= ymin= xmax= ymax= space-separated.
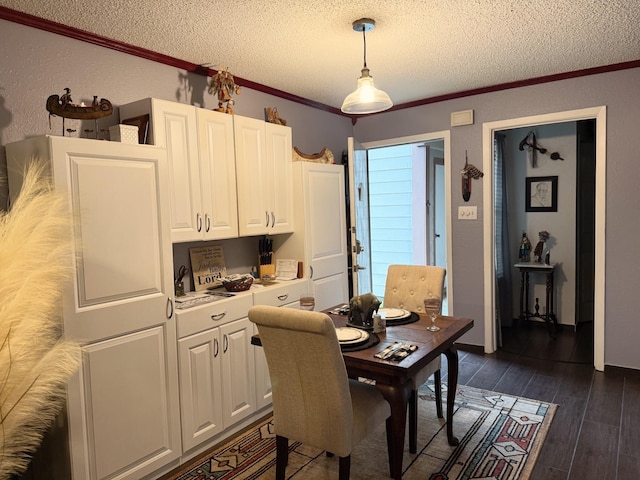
xmin=347 ymin=137 xmax=371 ymax=296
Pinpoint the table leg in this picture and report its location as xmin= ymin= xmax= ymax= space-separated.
xmin=519 ymin=271 xmax=526 ymax=322
xmin=375 ymin=381 xmax=410 ymax=480
xmin=443 ymin=346 xmax=460 ymax=446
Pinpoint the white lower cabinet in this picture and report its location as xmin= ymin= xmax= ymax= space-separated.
xmin=176 ymin=294 xmax=256 ymax=453
xmin=251 ymin=280 xmax=309 ymax=409
xmin=7 ymin=136 xmax=181 ymax=480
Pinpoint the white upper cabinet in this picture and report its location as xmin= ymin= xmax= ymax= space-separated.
xmin=234 ymin=116 xmax=294 ymax=236
xmin=119 ymin=98 xmax=239 ymax=242
xmin=196 ymin=108 xmax=239 ymax=240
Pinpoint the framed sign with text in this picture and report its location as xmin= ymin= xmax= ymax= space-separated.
xmin=189 ymin=245 xmax=227 ymax=291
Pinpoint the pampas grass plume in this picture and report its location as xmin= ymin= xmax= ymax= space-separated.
xmin=0 ymin=160 xmax=81 ymax=478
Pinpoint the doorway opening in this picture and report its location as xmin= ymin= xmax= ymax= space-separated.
xmin=347 ymin=131 xmax=452 ymax=313
xmin=495 ymin=120 xmax=595 ymax=364
xmin=482 ymin=106 xmax=606 ymax=371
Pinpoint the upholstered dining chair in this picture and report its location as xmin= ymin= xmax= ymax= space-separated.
xmin=248 ymin=305 xmax=392 ymax=480
xmin=383 ymin=264 xmax=446 ymax=453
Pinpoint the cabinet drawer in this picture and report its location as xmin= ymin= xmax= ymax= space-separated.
xmin=176 ymin=294 xmax=253 ymax=338
xmin=252 ymin=279 xmax=309 ymax=307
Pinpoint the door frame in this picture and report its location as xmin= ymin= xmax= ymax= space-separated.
xmin=482 ymin=106 xmax=606 ymax=371
xmin=361 ymin=130 xmax=453 ymax=313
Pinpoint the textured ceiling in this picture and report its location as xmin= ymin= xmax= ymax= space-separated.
xmin=2 ymin=1 xmax=640 ymax=111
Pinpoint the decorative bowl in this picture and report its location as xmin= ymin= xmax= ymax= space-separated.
xmin=222 ymin=276 xmax=254 ymax=292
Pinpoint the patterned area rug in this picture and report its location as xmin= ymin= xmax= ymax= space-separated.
xmin=168 ymin=383 xmax=557 ymax=480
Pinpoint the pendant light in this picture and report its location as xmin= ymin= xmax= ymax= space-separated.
xmin=341 ymin=18 xmax=393 ymax=115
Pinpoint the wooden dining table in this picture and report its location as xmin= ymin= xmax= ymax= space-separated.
xmin=325 ymin=308 xmax=473 ymax=479
xmin=251 ymin=307 xmax=473 ymax=480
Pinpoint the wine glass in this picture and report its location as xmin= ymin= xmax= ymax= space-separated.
xmin=300 ymin=295 xmax=315 ymax=311
xmin=423 ymin=295 xmax=441 ymax=332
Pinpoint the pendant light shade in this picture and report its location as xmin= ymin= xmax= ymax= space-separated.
xmin=341 ymin=19 xmax=393 ymax=115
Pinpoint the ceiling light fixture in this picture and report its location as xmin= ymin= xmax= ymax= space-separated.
xmin=341 ymin=18 xmax=393 ymax=115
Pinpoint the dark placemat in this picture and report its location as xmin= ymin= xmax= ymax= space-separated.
xmin=340 ymin=332 xmax=380 ymax=352
xmin=385 ymin=311 xmax=420 ymax=326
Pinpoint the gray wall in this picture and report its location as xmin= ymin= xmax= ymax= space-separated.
xmin=0 ymin=18 xmax=352 ymax=207
xmin=2 ymin=18 xmax=638 ymax=369
xmin=353 ymin=69 xmax=640 ymax=369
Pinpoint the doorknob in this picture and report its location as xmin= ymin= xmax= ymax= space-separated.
xmin=353 ymin=239 xmax=365 ymax=253
xmin=352 ymin=265 xmax=366 ymax=272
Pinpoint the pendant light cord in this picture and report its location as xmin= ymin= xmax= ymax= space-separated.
xmin=362 ymin=26 xmax=367 ymax=68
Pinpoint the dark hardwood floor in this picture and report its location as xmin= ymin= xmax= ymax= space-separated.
xmin=451 ymin=336 xmax=640 ymax=480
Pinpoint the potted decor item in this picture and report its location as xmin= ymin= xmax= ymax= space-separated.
xmin=207 ymin=68 xmax=241 ymax=114
xmin=533 ymin=230 xmax=550 ymax=263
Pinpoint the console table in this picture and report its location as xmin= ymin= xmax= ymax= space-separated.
xmin=514 ymin=262 xmax=557 ymax=335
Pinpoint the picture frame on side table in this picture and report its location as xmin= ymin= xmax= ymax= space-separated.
xmin=526 ymin=175 xmax=558 ymax=212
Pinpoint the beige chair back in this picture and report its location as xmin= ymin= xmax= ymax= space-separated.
xmin=248 ymin=305 xmax=355 ymax=457
xmin=383 ymin=264 xmax=446 ymax=313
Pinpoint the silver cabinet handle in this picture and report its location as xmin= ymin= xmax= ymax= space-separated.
xmin=205 ymin=214 xmax=211 ymax=233
xmin=166 ymin=297 xmax=173 ymax=319
xmin=265 ymin=211 xmax=269 ymax=227
xmin=197 ymin=213 xmax=202 ymax=232
xmin=211 ymin=311 xmax=227 ymax=321
xmin=271 ymin=211 xmax=275 ymax=228
xmin=223 ymin=334 xmax=228 ymax=353
xmin=214 ymin=338 xmax=219 ymax=358
xmin=309 ymin=266 xmax=314 ymax=279
xmin=277 ymin=294 xmax=289 ymax=301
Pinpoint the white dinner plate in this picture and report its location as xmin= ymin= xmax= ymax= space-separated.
xmin=335 ymin=327 xmax=370 ymax=345
xmin=379 ymin=308 xmax=411 ymax=320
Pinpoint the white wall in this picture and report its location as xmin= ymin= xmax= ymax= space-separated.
xmin=504 ymin=123 xmax=577 ymax=326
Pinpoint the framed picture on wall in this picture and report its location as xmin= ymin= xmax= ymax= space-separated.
xmin=526 ymin=176 xmax=558 ymax=212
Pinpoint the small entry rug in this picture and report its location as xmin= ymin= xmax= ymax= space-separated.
xmin=168 ymin=383 xmax=557 ymax=480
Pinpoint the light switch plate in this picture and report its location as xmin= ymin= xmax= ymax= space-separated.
xmin=458 ymin=206 xmax=477 ymax=220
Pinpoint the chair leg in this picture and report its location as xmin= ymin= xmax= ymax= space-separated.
xmin=409 ymin=388 xmax=418 ymax=454
xmin=434 ymin=369 xmax=443 ymax=419
xmin=338 ymin=455 xmax=351 ymax=480
xmin=275 ymin=435 xmax=288 ymax=480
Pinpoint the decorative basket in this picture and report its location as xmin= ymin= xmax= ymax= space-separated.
xmin=222 ymin=276 xmax=254 ymax=292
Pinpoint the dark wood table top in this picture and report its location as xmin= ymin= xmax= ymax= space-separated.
xmin=325 ymin=310 xmax=473 ymax=386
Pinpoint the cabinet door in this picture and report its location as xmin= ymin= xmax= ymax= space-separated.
xmin=67 ymin=327 xmax=180 ymax=480
xmin=36 ymin=138 xmax=182 ymax=480
xmin=178 ymin=329 xmax=224 ymax=452
xmin=197 ymin=109 xmax=239 ymax=240
xmin=234 ymin=116 xmax=269 ymax=236
xmin=253 ymin=323 xmax=272 ymax=409
xmin=312 ymin=272 xmax=349 ymax=312
xmin=265 ymin=123 xmax=294 ymax=234
xmin=151 ymin=100 xmax=203 ymax=242
xmin=220 ymin=318 xmax=256 ymax=427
